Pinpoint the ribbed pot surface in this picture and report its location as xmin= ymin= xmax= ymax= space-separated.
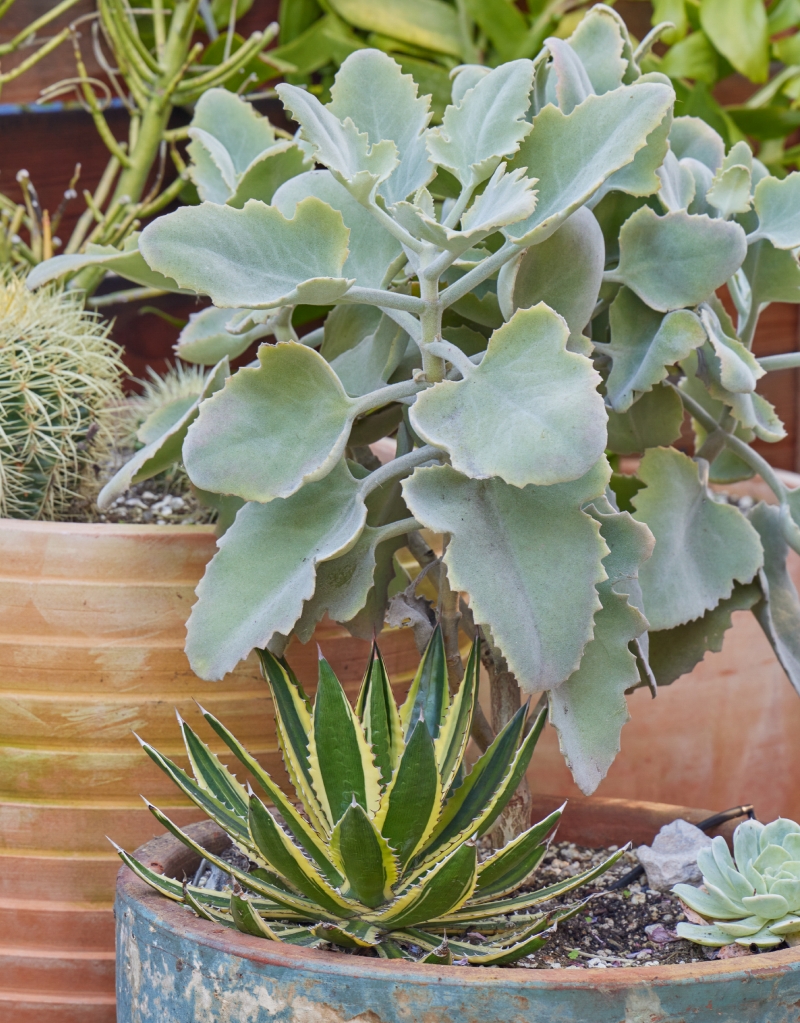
xmin=0 ymin=519 xmax=417 ymax=1023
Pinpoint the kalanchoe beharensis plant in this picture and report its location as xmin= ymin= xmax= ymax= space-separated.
xmin=675 ymin=818 xmax=800 ymax=950
xmin=29 ymin=5 xmax=800 ymax=797
xmin=115 ymin=631 xmax=626 ymax=962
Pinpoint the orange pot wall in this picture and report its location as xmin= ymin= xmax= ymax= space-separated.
xmin=528 ymin=551 xmax=800 ymax=826
xmin=0 ymin=519 xmax=417 ymax=1023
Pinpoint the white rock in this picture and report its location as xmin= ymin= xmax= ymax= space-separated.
xmin=636 ymin=819 xmax=713 ymax=890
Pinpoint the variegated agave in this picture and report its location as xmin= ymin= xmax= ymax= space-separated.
xmin=115 ymin=630 xmax=624 ymax=964
xmin=675 ymin=818 xmax=800 ymax=950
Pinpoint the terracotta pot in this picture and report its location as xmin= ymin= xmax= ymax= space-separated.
xmin=526 ymin=472 xmax=800 ymax=824
xmin=0 ymin=519 xmax=418 ymax=1023
xmin=115 ymin=797 xmax=798 ymax=1023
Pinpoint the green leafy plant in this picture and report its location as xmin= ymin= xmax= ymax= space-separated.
xmin=115 ymin=630 xmax=625 ymax=962
xmin=0 ymin=0 xmax=286 ymax=288
xmin=30 ymin=11 xmax=800 ymax=802
xmin=0 ymin=272 xmax=126 ymax=519
xmin=675 ymin=817 xmax=800 ymax=949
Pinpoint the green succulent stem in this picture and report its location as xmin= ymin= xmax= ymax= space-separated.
xmin=758 ymin=353 xmax=800 ymax=372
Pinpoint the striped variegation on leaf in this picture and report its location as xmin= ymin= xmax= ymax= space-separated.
xmin=115 ymin=633 xmax=625 ymax=963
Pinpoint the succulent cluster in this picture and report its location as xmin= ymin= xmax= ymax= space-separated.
xmin=0 ymin=273 xmax=126 ymax=519
xmin=117 ymin=630 xmax=623 ymax=963
xmin=675 ymin=819 xmax=800 ymax=950
xmin=30 ymin=9 xmax=800 ymax=797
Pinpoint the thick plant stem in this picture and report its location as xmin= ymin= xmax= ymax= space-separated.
xmin=420 ymin=276 xmax=445 ymax=383
xmin=481 ymin=636 xmax=532 ymax=847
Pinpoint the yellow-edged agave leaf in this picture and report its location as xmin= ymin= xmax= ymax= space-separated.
xmin=477 ymin=707 xmax=547 ymax=839
xmin=248 ymin=793 xmax=360 ymax=916
xmin=399 ymin=624 xmax=449 ymax=739
xmin=258 ymin=649 xmax=330 ymax=837
xmin=230 ymin=890 xmax=285 ymax=940
xmin=418 ymin=936 xmax=452 ymax=965
xmin=308 ymin=655 xmax=383 ymax=825
xmin=473 ymin=806 xmax=564 ymax=902
xmin=412 ymin=704 xmax=530 ymax=869
xmin=329 ymin=801 xmax=399 ymax=907
xmin=184 ymin=887 xmax=234 ymax=927
xmin=374 ymin=719 xmax=442 ymax=868
xmin=433 ymin=638 xmax=480 ymax=792
xmin=312 ymin=920 xmax=384 ymax=948
xmin=367 ymin=844 xmax=478 ymax=928
xmin=177 ymin=715 xmax=249 ymax=818
xmin=145 ymin=802 xmax=331 ymax=917
xmin=198 ymin=705 xmax=342 ymax=886
xmin=432 ymin=846 xmax=629 ymax=925
xmin=355 ymin=643 xmax=404 ymax=786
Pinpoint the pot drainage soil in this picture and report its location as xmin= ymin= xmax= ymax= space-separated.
xmin=180 ymin=838 xmax=781 ymax=970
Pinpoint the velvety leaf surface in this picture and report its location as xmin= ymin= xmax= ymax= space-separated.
xmin=139 ymin=197 xmax=352 ymax=308
xmin=753 ymin=174 xmax=800 ymax=249
xmin=506 ymin=82 xmax=673 ymax=245
xmin=185 ymin=461 xmax=366 ymax=679
xmin=603 ymin=288 xmax=706 ymax=412
xmin=27 ymin=237 xmax=190 ymax=293
xmin=410 ymin=304 xmax=606 ymax=487
xmin=549 ymin=504 xmax=653 ymax=795
xmin=615 ymin=207 xmax=747 ymax=312
xmin=669 ymin=116 xmax=725 ymax=172
xmin=183 ymin=341 xmax=356 ymax=502
xmin=606 ymin=384 xmax=685 ymax=455
xmin=566 ymin=5 xmax=629 ymax=94
xmin=742 ymin=240 xmax=800 ymax=306
xmin=632 ymin=447 xmax=763 ymax=630
xmin=274 ymin=170 xmax=403 ymax=290
xmin=174 ymin=306 xmax=271 ymax=365
xmin=402 ymin=462 xmax=609 ymax=692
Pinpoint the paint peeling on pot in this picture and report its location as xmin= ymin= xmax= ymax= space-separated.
xmin=116 ymin=817 xmax=800 ymax=1023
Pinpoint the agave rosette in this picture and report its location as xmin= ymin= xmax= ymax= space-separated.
xmin=115 ymin=629 xmax=625 ymax=964
xmin=675 ymin=818 xmax=800 ymax=948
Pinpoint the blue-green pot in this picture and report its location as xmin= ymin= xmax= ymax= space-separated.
xmin=116 ymin=802 xmax=800 ymax=1022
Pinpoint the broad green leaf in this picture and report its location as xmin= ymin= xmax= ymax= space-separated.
xmin=700 ymin=0 xmax=769 ymax=82
xmin=186 ymin=461 xmax=366 ymax=680
xmin=328 ymin=0 xmax=463 ymax=57
xmin=355 ymin=643 xmax=404 ymax=786
xmin=184 ymin=342 xmax=356 ymax=503
xmin=248 ymin=794 xmax=357 ymax=913
xmin=549 ymin=506 xmax=653 ymax=795
xmin=199 ymin=704 xmax=342 ymax=884
xmin=326 ymin=48 xmax=434 ymax=205
xmin=648 ymin=582 xmax=761 ymax=686
xmin=594 ymin=100 xmax=672 ymax=205
xmin=139 ymin=197 xmax=352 ymax=309
xmin=398 ymin=625 xmax=448 ymax=739
xmin=749 ymin=502 xmax=800 ymax=696
xmin=500 ymin=207 xmax=604 ymax=340
xmin=403 ymin=462 xmax=610 ymax=692
xmin=97 ymin=357 xmax=229 ymax=510
xmin=329 ymin=801 xmax=398 ymax=907
xmin=699 ymin=306 xmax=763 ymax=394
xmin=433 ymin=639 xmax=480 ymax=792
xmin=277 ymin=81 xmax=398 ymax=202
xmin=228 ymin=145 xmax=311 ymax=208
xmin=462 ymin=0 xmax=527 ymax=62
xmin=175 ymin=306 xmax=271 ymax=365
xmin=631 ymin=447 xmax=763 ymax=631
xmin=369 ymin=843 xmax=477 ymax=927
xmin=660 ymin=30 xmax=719 ymax=84
xmin=614 ymin=207 xmax=747 ymax=312
xmin=458 ymin=164 xmax=539 ymax=234
xmin=328 ymin=315 xmax=409 ymax=396
xmin=603 ymin=288 xmax=706 ymax=412
xmin=753 ymin=174 xmax=800 ymax=250
xmin=410 ymin=305 xmax=606 ymax=487
xmin=322 ymin=304 xmax=382 ymax=362
xmin=309 ymin=655 xmax=382 ymax=824
xmin=742 ymin=240 xmax=800 ymax=307
xmin=669 ymin=116 xmax=725 ymax=171
xmin=26 ymin=235 xmax=190 ymax=293
xmin=567 ymin=4 xmax=629 ymax=94
xmin=474 ymin=807 xmax=562 ymax=900
xmin=506 ymin=82 xmax=674 ymax=246
xmin=375 ymin=719 xmax=442 ymax=868
xmin=274 ymin=170 xmax=403 ymax=290
xmin=426 ymin=60 xmax=534 ymax=187
xmin=606 ymin=382 xmax=685 ymax=455
xmin=343 ymin=533 xmax=408 ymax=640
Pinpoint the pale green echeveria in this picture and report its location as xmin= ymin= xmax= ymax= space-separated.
xmin=675 ymin=818 xmax=800 ymax=948
xmin=187 ymin=88 xmax=310 ymax=207
xmin=44 ymin=29 xmax=800 ymax=796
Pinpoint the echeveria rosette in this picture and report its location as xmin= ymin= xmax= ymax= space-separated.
xmin=674 ymin=819 xmax=800 ymax=948
xmin=113 ymin=631 xmax=627 ymax=964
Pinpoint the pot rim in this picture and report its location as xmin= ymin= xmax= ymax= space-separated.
xmin=118 ymin=800 xmax=800 ymax=991
xmin=0 ymin=515 xmax=216 ymax=536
